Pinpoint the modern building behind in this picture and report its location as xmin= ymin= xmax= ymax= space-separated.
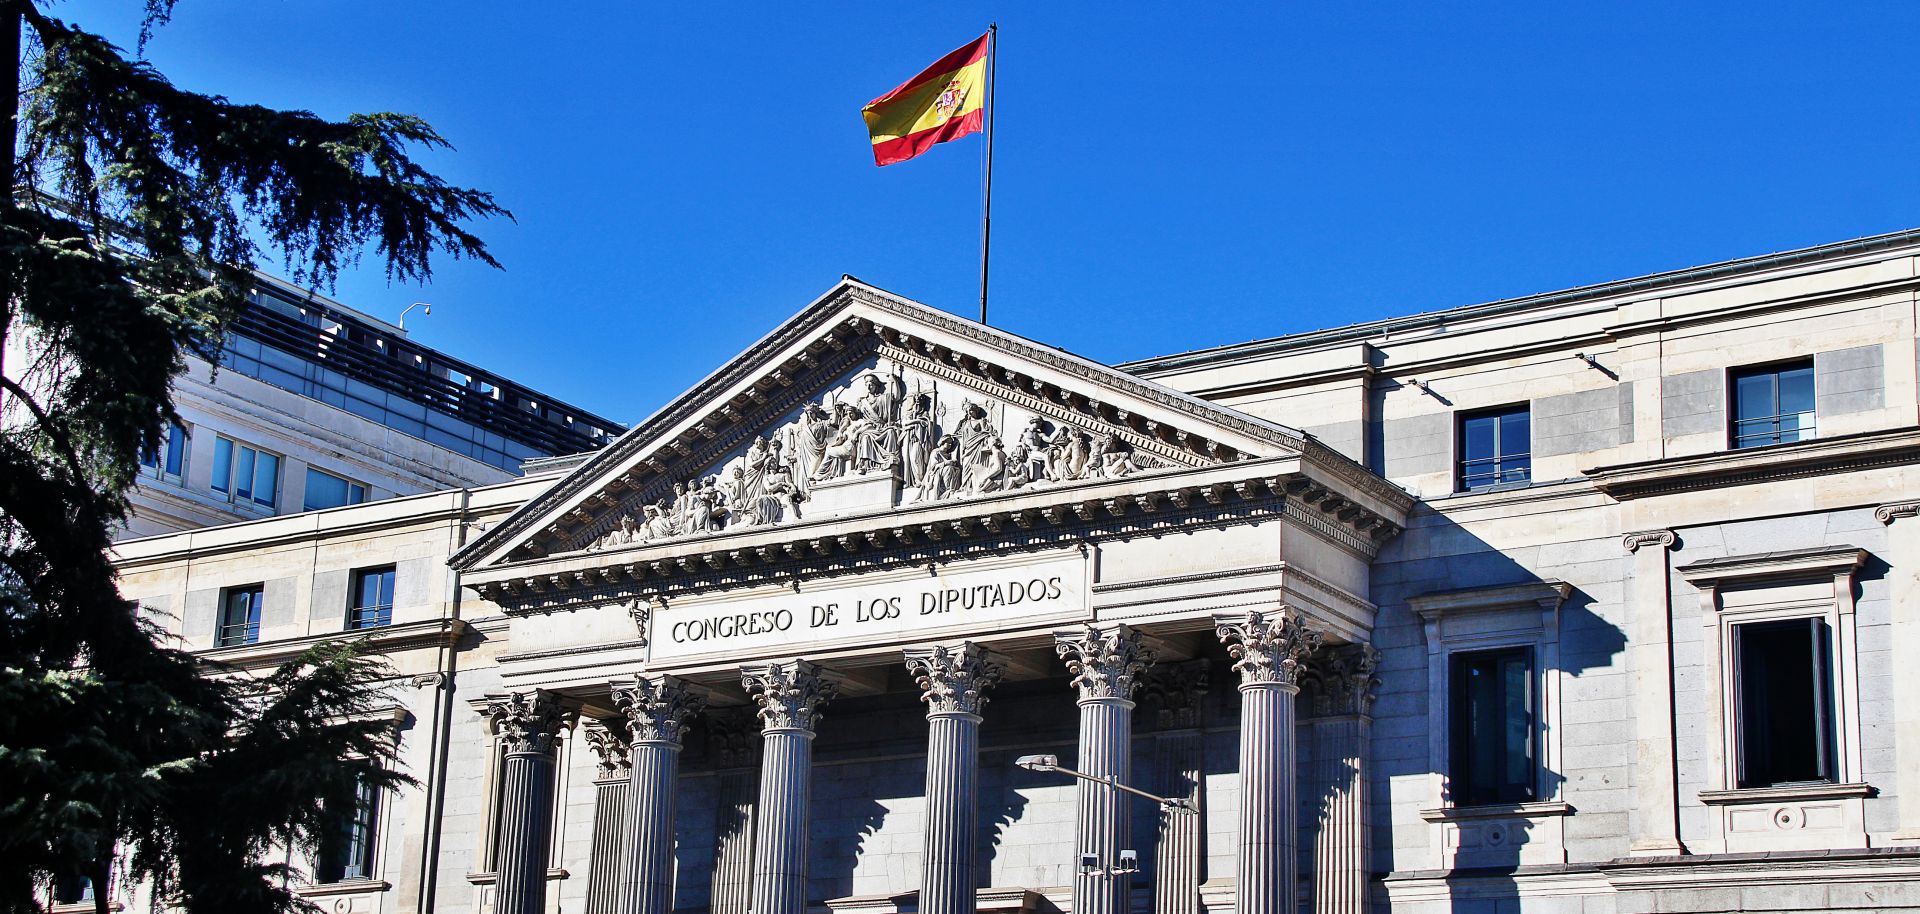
xmin=94 ymin=229 xmax=1920 ymax=914
xmin=123 ymin=274 xmax=622 ymax=537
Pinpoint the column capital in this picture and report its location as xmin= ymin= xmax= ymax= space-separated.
xmin=1622 ymin=529 xmax=1677 ymax=553
xmin=905 ymin=642 xmax=1006 ymax=718
xmin=611 ymin=673 xmax=709 ymax=748
xmin=485 ymin=689 xmax=569 ymax=755
xmin=1055 ymin=623 xmax=1157 ymax=703
xmin=1138 ymin=658 xmax=1211 ymax=731
xmin=704 ymin=705 xmax=764 ymax=767
xmin=1877 ymin=500 xmax=1920 ymax=525
xmin=741 ymin=659 xmax=840 ymax=733
xmin=1215 ymin=608 xmax=1322 ymax=688
xmin=582 ymin=718 xmax=632 ymax=781
xmin=1301 ymin=643 xmax=1381 ymax=718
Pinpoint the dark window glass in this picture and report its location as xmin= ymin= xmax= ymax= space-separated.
xmin=1458 ymin=405 xmax=1532 ymax=491
xmin=1731 ymin=361 xmax=1815 ymax=449
xmin=212 ymin=437 xmax=280 ymax=507
xmin=1450 ymin=647 xmax=1536 ymax=805
xmin=139 ymin=421 xmax=188 ymax=479
xmin=349 ymin=567 xmax=396 ymax=630
xmin=304 ymin=469 xmax=368 ymax=511
xmin=1735 ymin=617 xmax=1835 ymax=788
xmin=218 ymin=585 xmax=264 ymax=646
xmin=316 ymin=776 xmax=380 ymax=882
xmin=52 ymin=873 xmax=94 ymax=905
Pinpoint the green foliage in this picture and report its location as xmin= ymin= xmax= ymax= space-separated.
xmin=0 ymin=3 xmax=505 ymax=911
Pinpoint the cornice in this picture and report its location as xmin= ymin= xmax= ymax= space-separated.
xmin=1584 ymin=427 xmax=1920 ymax=501
xmin=1675 ymin=545 xmax=1866 ymax=587
xmin=192 ymin=618 xmax=470 ymax=671
xmin=1408 ymin=580 xmax=1571 ymax=621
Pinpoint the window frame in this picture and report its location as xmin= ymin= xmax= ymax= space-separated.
xmin=1448 ymin=645 xmax=1538 ymax=806
xmin=217 ymin=584 xmax=265 ymax=647
xmin=1728 ymin=358 xmax=1816 ymax=450
xmin=138 ymin=420 xmax=190 ymax=484
xmin=314 ymin=773 xmax=382 ymax=883
xmin=210 ymin=435 xmax=282 ymax=510
xmin=1455 ymin=403 xmax=1533 ymax=493
xmin=304 ymin=467 xmax=369 ymax=512
xmin=348 ymin=566 xmax=397 ymax=630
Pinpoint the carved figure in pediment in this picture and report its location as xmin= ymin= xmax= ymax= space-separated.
xmin=1046 ymin=425 xmax=1091 ymax=481
xmin=1092 ymin=432 xmax=1139 ymax=479
xmin=954 ymin=400 xmax=995 ymax=457
xmin=644 ymin=502 xmax=676 ymax=540
xmin=1016 ymin=416 xmax=1051 ymax=484
xmin=786 ymin=402 xmax=833 ymax=496
xmin=900 ymin=391 xmax=939 ymax=487
xmin=815 ymin=402 xmax=861 ymax=481
xmin=849 ymin=370 xmax=906 ymax=475
xmin=968 ymin=436 xmax=1010 ymax=494
xmin=917 ymin=436 xmax=964 ymax=502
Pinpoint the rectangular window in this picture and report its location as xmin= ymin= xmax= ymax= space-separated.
xmin=304 ymin=468 xmax=369 ymax=511
xmin=52 ymin=873 xmax=94 ymax=905
xmin=138 ymin=421 xmax=189 ymax=481
xmin=1450 ymin=647 xmax=1536 ymax=806
xmin=1457 ymin=405 xmax=1531 ymax=491
xmin=218 ymin=585 xmax=265 ymax=647
xmin=211 ymin=437 xmax=280 ymax=508
xmin=349 ymin=567 xmax=396 ymax=630
xmin=1733 ymin=617 xmax=1836 ymax=787
xmin=315 ymin=775 xmax=381 ymax=882
xmin=1731 ymin=360 xmax=1815 ymax=449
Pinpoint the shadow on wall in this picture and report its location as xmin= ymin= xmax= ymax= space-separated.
xmin=1364 ymin=509 xmax=1628 ymax=914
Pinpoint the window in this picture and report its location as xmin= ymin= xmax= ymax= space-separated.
xmin=1458 ymin=405 xmax=1531 ymax=491
xmin=1731 ymin=360 xmax=1814 ymax=448
xmin=139 ymin=421 xmax=189 ymax=482
xmin=304 ymin=468 xmax=368 ymax=511
xmin=218 ymin=585 xmax=264 ymax=647
xmin=1449 ymin=647 xmax=1536 ymax=805
xmin=211 ymin=437 xmax=280 ymax=508
xmin=1732 ymin=617 xmax=1835 ymax=788
xmin=315 ymin=775 xmax=380 ymax=882
xmin=52 ymin=873 xmax=94 ymax=905
xmin=349 ymin=567 xmax=396 ymax=630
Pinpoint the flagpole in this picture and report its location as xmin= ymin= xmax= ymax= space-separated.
xmin=979 ymin=22 xmax=996 ymax=326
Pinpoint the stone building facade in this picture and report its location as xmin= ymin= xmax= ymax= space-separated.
xmin=101 ymin=228 xmax=1920 ymax=914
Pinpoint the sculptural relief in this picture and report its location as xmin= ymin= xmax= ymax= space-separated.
xmin=582 ymin=360 xmax=1173 ymax=553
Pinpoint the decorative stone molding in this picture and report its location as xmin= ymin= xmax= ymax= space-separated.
xmin=484 ymin=690 xmax=568 ymax=755
xmin=1621 ymin=529 xmax=1677 ymax=553
xmin=609 ymin=675 xmax=708 ymax=747
xmin=1675 ymin=545 xmax=1866 ymax=589
xmin=904 ymin=642 xmax=1006 ymax=717
xmin=1137 ymin=658 xmax=1211 ymax=730
xmin=1586 ymin=427 xmax=1920 ymax=501
xmin=624 ymin=598 xmax=651 ymax=642
xmin=581 ymin=719 xmax=632 ymax=781
xmin=740 ymin=660 xmax=840 ymax=732
xmin=1055 ymin=623 xmax=1156 ymax=701
xmin=411 ymin=672 xmax=447 ymax=689
xmin=1301 ymin=642 xmax=1380 ymax=718
xmin=1215 ymin=608 xmax=1322 ymax=686
xmin=1877 ymin=500 xmax=1920 ymax=524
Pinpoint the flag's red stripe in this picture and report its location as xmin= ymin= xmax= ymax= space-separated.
xmin=871 ymin=109 xmax=984 ymax=166
xmin=863 ymin=34 xmax=991 ymax=111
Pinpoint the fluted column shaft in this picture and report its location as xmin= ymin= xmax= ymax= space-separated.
xmin=1303 ymin=645 xmax=1378 ymax=914
xmin=709 ymin=768 xmax=758 ymax=914
xmin=612 ymin=675 xmax=706 ymax=914
xmin=485 ymin=691 xmax=567 ymax=914
xmin=742 ymin=661 xmax=839 ymax=914
xmin=583 ymin=722 xmax=632 ymax=914
xmin=1056 ymin=625 xmax=1155 ymax=914
xmin=1153 ymin=730 xmax=1206 ymax=914
xmin=1216 ymin=610 xmax=1320 ymax=914
xmin=907 ymin=643 xmax=1006 ymax=914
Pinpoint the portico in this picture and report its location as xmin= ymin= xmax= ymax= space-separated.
xmin=451 ymin=279 xmax=1412 ymax=913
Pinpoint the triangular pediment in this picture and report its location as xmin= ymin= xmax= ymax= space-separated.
xmin=451 ymin=280 xmax=1334 ymax=575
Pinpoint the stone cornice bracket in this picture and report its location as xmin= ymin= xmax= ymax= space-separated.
xmin=581 ymin=718 xmax=632 ymax=781
xmin=1054 ymin=623 xmax=1157 ymax=704
xmin=609 ymin=674 xmax=709 ymax=748
xmin=1137 ymin=658 xmax=1211 ymax=731
xmin=623 ymin=598 xmax=652 ymax=643
xmin=1621 ymin=529 xmax=1677 ymax=553
xmin=1301 ymin=642 xmax=1381 ymax=718
xmin=904 ymin=642 xmax=1007 ymax=718
xmin=1215 ymin=607 xmax=1323 ymax=688
xmin=1877 ymin=500 xmax=1920 ymax=525
xmin=484 ymin=689 xmax=569 ymax=756
xmin=740 ymin=659 xmax=841 ymax=734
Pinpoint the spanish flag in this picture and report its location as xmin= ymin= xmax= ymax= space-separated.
xmin=862 ymin=33 xmax=990 ymax=167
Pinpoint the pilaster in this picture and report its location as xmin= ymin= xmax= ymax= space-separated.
xmin=704 ymin=707 xmax=762 ymax=914
xmin=1301 ymin=643 xmax=1379 ymax=914
xmin=1139 ymin=659 xmax=1210 ymax=914
xmin=581 ymin=720 xmax=632 ymax=914
xmin=1623 ymin=528 xmax=1684 ymax=855
xmin=1877 ymin=502 xmax=1920 ymax=842
xmin=1216 ymin=609 xmax=1321 ymax=914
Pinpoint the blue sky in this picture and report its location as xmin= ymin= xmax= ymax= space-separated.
xmin=53 ymin=1 xmax=1920 ymax=425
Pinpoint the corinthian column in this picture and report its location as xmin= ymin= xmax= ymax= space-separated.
xmin=704 ymin=708 xmax=762 ymax=914
xmin=582 ymin=720 xmax=632 ymax=914
xmin=1055 ymin=624 xmax=1156 ymax=914
xmin=1215 ymin=609 xmax=1321 ymax=914
xmin=1302 ymin=643 xmax=1379 ymax=914
xmin=611 ymin=675 xmax=708 ymax=914
xmin=1140 ymin=659 xmax=1211 ymax=914
xmin=905 ymin=643 xmax=1007 ymax=914
xmin=741 ymin=660 xmax=840 ymax=914
xmin=483 ymin=690 xmax=568 ymax=914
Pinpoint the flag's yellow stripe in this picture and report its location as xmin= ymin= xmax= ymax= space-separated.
xmin=862 ymin=58 xmax=987 ymax=144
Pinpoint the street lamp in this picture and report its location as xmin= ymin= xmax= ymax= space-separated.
xmin=1014 ymin=753 xmax=1194 ymax=880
